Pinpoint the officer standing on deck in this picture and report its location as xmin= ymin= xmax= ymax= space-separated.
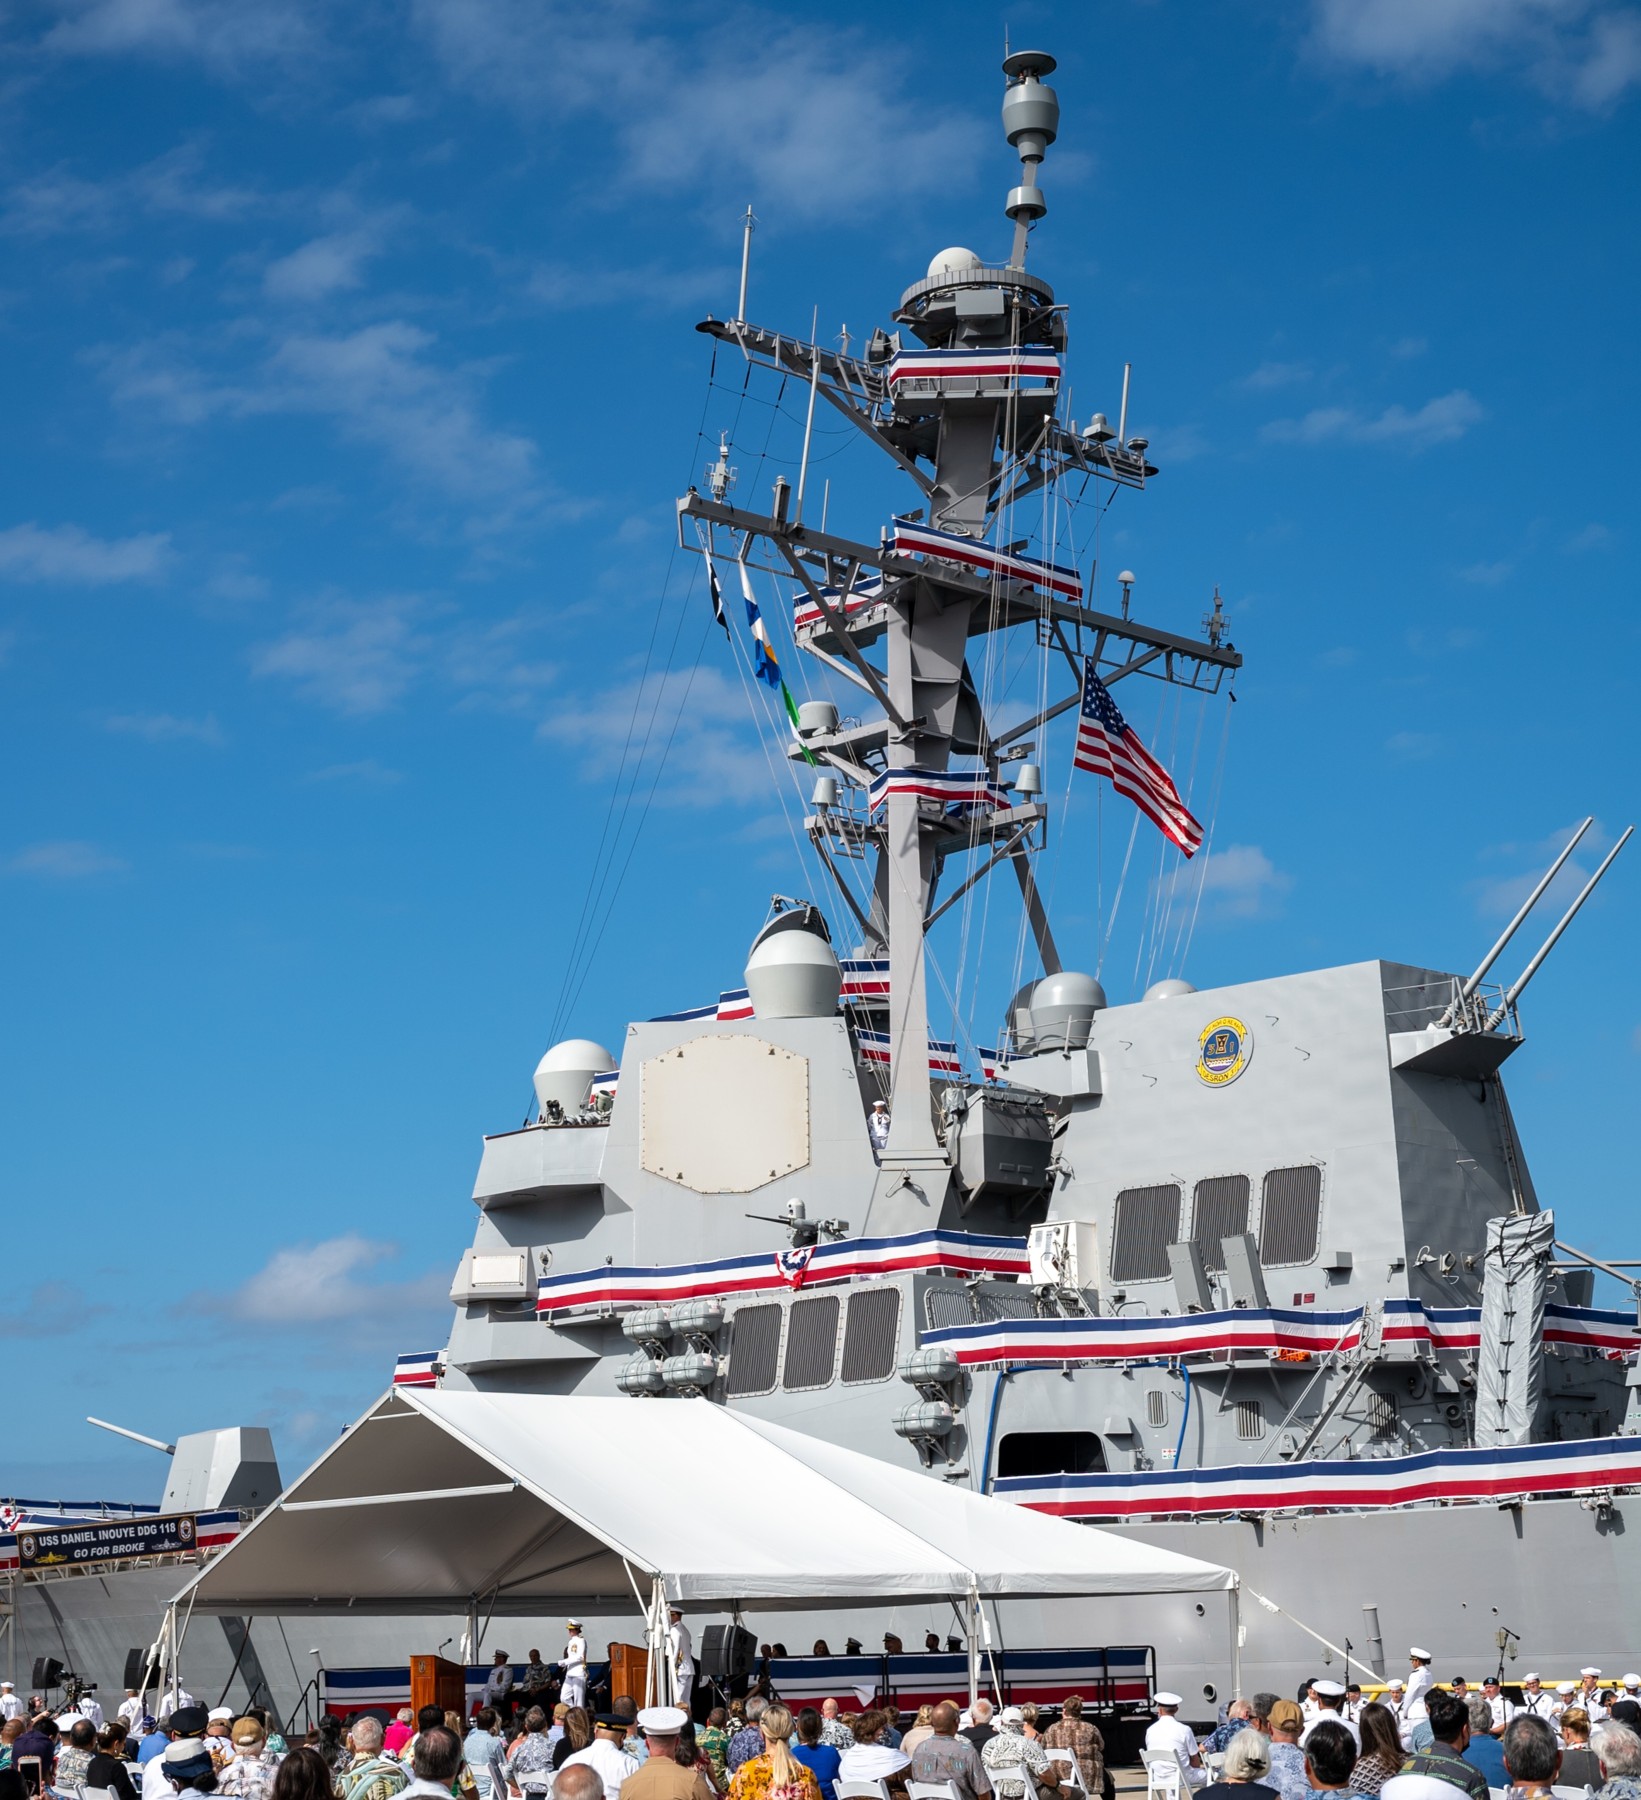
xmin=668 ymin=1612 xmax=694 ymax=1709
xmin=562 ymin=1622 xmax=589 ymax=1711
xmin=1405 ymin=1650 xmax=1436 ymax=1722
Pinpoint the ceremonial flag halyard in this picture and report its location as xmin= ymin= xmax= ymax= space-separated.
xmin=1073 ymin=659 xmax=1203 ymax=856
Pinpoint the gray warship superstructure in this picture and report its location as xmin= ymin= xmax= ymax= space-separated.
xmin=428 ymin=52 xmax=1641 ymax=1701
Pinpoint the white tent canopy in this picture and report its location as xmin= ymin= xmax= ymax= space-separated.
xmin=170 ymin=1389 xmax=1236 ymax=1620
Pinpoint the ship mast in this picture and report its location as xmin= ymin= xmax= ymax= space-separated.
xmin=678 ymin=52 xmax=1240 ymax=1183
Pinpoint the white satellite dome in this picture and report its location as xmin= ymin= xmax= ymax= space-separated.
xmin=533 ymin=1038 xmax=616 ymax=1113
xmin=1029 ymin=970 xmax=1106 ymax=1050
xmin=1143 ymin=977 xmax=1198 ymax=1002
xmin=744 ymin=906 xmax=840 ymax=1020
xmin=927 ymin=246 xmax=983 ymax=278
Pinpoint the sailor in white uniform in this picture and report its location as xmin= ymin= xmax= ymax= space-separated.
xmin=1302 ymin=1681 xmax=1359 ymax=1748
xmin=561 ymin=1619 xmax=588 ymax=1710
xmin=1578 ymin=1669 xmax=1609 ymax=1723
xmin=1481 ymin=1677 xmax=1514 ymax=1732
xmin=1146 ymin=1693 xmax=1206 ymax=1789
xmin=1404 ymin=1648 xmax=1436 ymax=1722
xmin=1518 ymin=1676 xmax=1558 ymax=1721
xmin=667 ymin=1609 xmax=694 ymax=1706
xmin=0 ymin=1683 xmax=23 ymax=1722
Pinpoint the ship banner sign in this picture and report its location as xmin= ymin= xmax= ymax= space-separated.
xmin=17 ymin=1512 xmax=198 ymax=1569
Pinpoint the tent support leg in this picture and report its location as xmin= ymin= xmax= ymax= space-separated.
xmin=464 ymin=1600 xmax=479 ymax=1665
xmin=1229 ymin=1584 xmax=1242 ymax=1700
xmin=966 ymin=1582 xmax=980 ymax=1710
xmin=647 ymin=1576 xmax=672 ymax=1707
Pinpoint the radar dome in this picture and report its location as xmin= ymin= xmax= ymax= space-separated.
xmin=533 ymin=1038 xmax=616 ymax=1113
xmin=1143 ymin=978 xmax=1198 ymax=1002
xmin=928 ymin=246 xmax=983 ymax=278
xmin=1029 ymin=970 xmax=1106 ymax=1050
xmin=744 ymin=905 xmax=840 ymax=1020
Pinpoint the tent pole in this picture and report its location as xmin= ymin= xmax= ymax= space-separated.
xmin=1229 ymin=1583 xmax=1242 ymax=1699
xmin=465 ymin=1599 xmax=479 ymax=1665
xmin=966 ymin=1583 xmax=980 ymax=1710
xmin=648 ymin=1576 xmax=671 ymax=1706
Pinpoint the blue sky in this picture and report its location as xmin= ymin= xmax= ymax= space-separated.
xmin=2 ymin=0 xmax=1637 ymax=1499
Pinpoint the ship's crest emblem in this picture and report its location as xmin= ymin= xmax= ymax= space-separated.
xmin=1196 ymin=1016 xmax=1253 ymax=1086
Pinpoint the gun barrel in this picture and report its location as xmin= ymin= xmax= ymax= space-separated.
xmin=1442 ymin=817 xmax=1592 ymax=1025
xmin=1486 ymin=825 xmax=1633 ymax=1027
xmin=86 ymin=1415 xmax=176 ymax=1455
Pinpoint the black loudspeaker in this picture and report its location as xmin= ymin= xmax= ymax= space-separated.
xmin=32 ymin=1657 xmax=64 ymax=1691
xmin=699 ymin=1626 xmax=757 ymax=1682
xmin=123 ymin=1650 xmax=152 ymax=1692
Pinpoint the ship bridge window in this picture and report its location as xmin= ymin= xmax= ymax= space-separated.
xmin=1260 ymin=1165 xmax=1323 ymax=1266
xmin=1192 ymin=1175 xmax=1251 ymax=1271
xmin=725 ymin=1304 xmax=783 ymax=1398
xmin=840 ymin=1286 xmax=900 ymax=1384
xmin=783 ymin=1294 xmax=841 ymax=1392
xmin=1110 ymin=1184 xmax=1182 ymax=1283
xmin=997 ymin=1431 xmax=1106 ymax=1478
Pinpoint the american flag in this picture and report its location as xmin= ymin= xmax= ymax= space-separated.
xmin=1073 ymin=659 xmax=1203 ymax=856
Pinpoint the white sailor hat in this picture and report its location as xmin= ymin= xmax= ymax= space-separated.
xmin=208 ymin=1708 xmax=235 ymax=1723
xmin=1409 ymin=1647 xmax=1432 ymax=1660
xmin=566 ymin=1617 xmax=582 ymax=1627
xmin=1559 ymin=1683 xmax=1577 ymax=1696
xmin=1388 ymin=1679 xmax=1406 ymax=1690
xmin=1155 ymin=1693 xmax=1183 ymax=1708
xmin=1524 ymin=1674 xmax=1541 ymax=1683
xmin=1582 ymin=1668 xmax=1602 ymax=1678
xmin=1625 ymin=1676 xmax=1641 ymax=1688
xmin=1314 ymin=1681 xmax=1346 ymax=1699
xmin=638 ymin=1707 xmax=688 ymax=1735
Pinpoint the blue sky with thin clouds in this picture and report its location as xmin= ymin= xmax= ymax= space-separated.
xmin=2 ymin=0 xmax=1637 ymax=1496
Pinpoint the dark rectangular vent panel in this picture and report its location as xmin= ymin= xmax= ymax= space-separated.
xmin=1236 ymin=1399 xmax=1265 ymax=1441
xmin=725 ymin=1304 xmax=782 ymax=1398
xmin=840 ymin=1287 xmax=901 ymax=1385
xmin=1111 ymin=1183 xmax=1182 ymax=1282
xmin=1193 ymin=1175 xmax=1252 ymax=1271
xmin=783 ymin=1294 xmax=841 ymax=1391
xmin=925 ymin=1288 xmax=973 ymax=1332
xmin=1145 ymin=1388 xmax=1169 ymax=1428
xmin=1260 ymin=1165 xmax=1323 ymax=1266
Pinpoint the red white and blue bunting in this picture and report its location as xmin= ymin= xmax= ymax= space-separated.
xmin=535 ymin=1228 xmax=1031 ymax=1316
xmin=925 ymin=1297 xmax=1639 ymax=1369
xmin=998 ymin=1434 xmax=1641 ymax=1520
xmin=886 ymin=347 xmax=1062 ymax=390
xmin=889 ymin=517 xmax=1084 ymax=602
xmin=855 ymin=1028 xmax=966 ymax=1076
xmin=393 ymin=1350 xmax=442 ymax=1388
xmin=0 ymin=1508 xmax=242 ymax=1573
xmin=866 ymin=767 xmax=1015 ymax=814
xmin=793 ymin=573 xmax=886 ymax=631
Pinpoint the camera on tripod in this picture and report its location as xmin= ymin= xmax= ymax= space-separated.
xmin=31 ymin=1658 xmax=96 ymax=1705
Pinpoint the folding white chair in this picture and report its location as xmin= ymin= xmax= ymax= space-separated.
xmin=1145 ymin=1757 xmax=1183 ymax=1800
xmin=1045 ymin=1750 xmax=1086 ymax=1792
xmin=838 ymin=1783 xmax=893 ymax=1800
xmin=908 ymin=1783 xmax=962 ymax=1800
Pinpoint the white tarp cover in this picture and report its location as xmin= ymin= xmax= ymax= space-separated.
xmin=171 ymin=1389 xmax=1236 ymax=1616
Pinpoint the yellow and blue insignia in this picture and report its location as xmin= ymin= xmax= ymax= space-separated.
xmin=1195 ymin=1015 xmax=1252 ymax=1087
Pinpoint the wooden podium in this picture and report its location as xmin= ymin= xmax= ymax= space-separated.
xmin=411 ymin=1654 xmax=468 ymax=1720
xmin=608 ymin=1643 xmax=649 ymax=1707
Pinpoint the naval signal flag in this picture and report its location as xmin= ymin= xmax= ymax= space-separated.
xmin=1073 ymin=659 xmax=1203 ymax=857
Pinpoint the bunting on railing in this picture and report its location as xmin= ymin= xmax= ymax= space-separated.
xmin=839 ymin=958 xmax=890 ymax=1001
xmin=997 ymin=1434 xmax=1641 ymax=1521
xmin=886 ymin=347 xmax=1062 ymax=389
xmin=890 ymin=516 xmax=1084 ymax=602
xmin=855 ymin=1028 xmax=966 ymax=1076
xmin=793 ymin=573 xmax=886 ymax=630
xmin=866 ymin=767 xmax=1014 ymax=814
xmin=535 ymin=1227 xmax=1032 ymax=1315
xmin=924 ymin=1297 xmax=1641 ymax=1369
xmin=393 ymin=1350 xmax=441 ymax=1388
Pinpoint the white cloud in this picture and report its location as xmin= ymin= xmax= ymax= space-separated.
xmin=0 ymin=1281 xmax=100 ymax=1337
xmin=252 ymin=592 xmax=433 ymax=715
xmin=101 ymin=320 xmax=548 ymax=524
xmin=264 ymin=218 xmax=394 ymax=302
xmin=1239 ymin=361 xmax=1312 ymax=391
xmin=1261 ymin=389 xmax=1484 ymax=450
xmin=105 ymin=711 xmax=224 ymax=743
xmin=1386 ymin=729 xmax=1442 ymax=760
xmin=202 ymin=1234 xmax=447 ymax=1326
xmin=1472 ymin=816 xmax=1620 ymax=919
xmin=538 ymin=660 xmax=797 ymax=809
xmin=1308 ymin=0 xmax=1641 ymax=110
xmin=5 ymin=144 xmax=262 ymax=235
xmin=1161 ymin=843 xmax=1293 ymax=923
xmin=1567 ymin=521 xmax=1614 ymax=552
xmin=307 ymin=758 xmax=404 ymax=785
xmin=7 ymin=840 xmax=128 ymax=877
xmin=1459 ymin=559 xmax=1513 ymax=585
xmin=0 ymin=521 xmax=170 ymax=583
xmin=41 ymin=0 xmax=321 ymax=78
xmin=413 ymin=3 xmax=985 ymax=218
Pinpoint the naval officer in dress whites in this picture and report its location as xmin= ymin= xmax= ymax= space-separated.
xmin=1405 ymin=1650 xmax=1436 ymax=1721
xmin=562 ymin=1622 xmax=589 ymax=1710
xmin=1302 ymin=1683 xmax=1359 ymax=1749
xmin=667 ymin=1611 xmax=694 ymax=1709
